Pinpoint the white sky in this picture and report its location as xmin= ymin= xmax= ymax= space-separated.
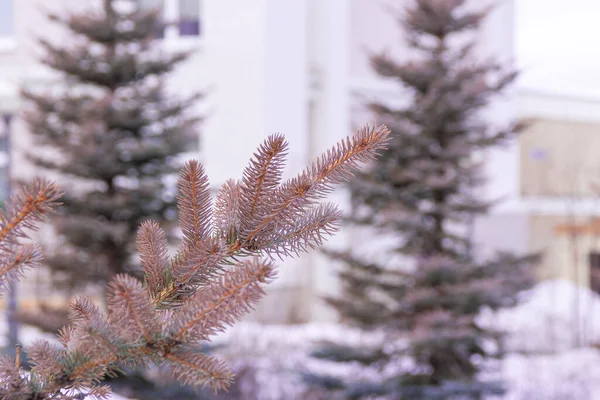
xmin=516 ymin=0 xmax=600 ymax=97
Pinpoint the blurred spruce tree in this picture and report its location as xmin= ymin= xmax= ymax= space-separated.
xmin=305 ymin=1 xmax=539 ymax=398
xmin=21 ymin=0 xmax=200 ymax=298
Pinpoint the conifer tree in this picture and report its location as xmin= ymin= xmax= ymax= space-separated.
xmin=307 ymin=1 xmax=539 ymax=398
xmin=21 ymin=0 xmax=199 ymax=294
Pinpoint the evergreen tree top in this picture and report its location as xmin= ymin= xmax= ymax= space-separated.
xmin=403 ymin=0 xmax=488 ymax=41
xmin=38 ymin=1 xmax=189 ymax=89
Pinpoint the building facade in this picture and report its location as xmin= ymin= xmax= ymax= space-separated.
xmin=2 ymin=0 xmax=581 ymax=323
xmin=516 ymin=90 xmax=600 ymax=291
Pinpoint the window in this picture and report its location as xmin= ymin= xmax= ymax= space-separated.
xmin=138 ymin=0 xmax=201 ymax=39
xmin=178 ymin=0 xmax=200 ymax=36
xmin=0 ymin=115 xmax=12 ymax=202
xmin=589 ymin=251 xmax=600 ymax=294
xmin=0 ymin=0 xmax=14 ymax=51
xmin=0 ymin=0 xmax=12 ymax=37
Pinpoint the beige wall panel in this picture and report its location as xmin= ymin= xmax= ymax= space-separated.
xmin=520 ymin=118 xmax=600 ymax=197
xmin=528 ymin=214 xmax=600 ymax=288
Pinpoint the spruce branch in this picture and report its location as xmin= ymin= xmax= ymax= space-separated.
xmin=107 ymin=275 xmax=160 ymax=343
xmin=137 ymin=220 xmax=169 ymax=295
xmin=0 ymin=124 xmax=390 ymax=398
xmin=171 ymin=257 xmax=276 ymax=345
xmin=170 ymin=236 xmax=228 ymax=291
xmin=213 ymin=179 xmax=242 ymax=247
xmin=260 ymin=202 xmax=343 ymax=259
xmin=165 ymin=351 xmax=233 ymax=393
xmin=245 ymin=125 xmax=391 ymax=244
xmin=177 ymin=161 xmax=212 ymax=249
xmin=0 ymin=179 xmax=61 ymax=292
xmin=239 ymin=133 xmax=288 ymax=234
xmin=156 ymin=124 xmax=391 ymax=307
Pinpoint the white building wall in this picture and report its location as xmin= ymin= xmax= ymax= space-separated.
xmin=303 ymin=0 xmax=353 ymax=322
xmin=469 ymin=0 xmax=533 ymax=257
xmin=0 ymin=0 xmax=533 ymax=322
xmin=200 ymin=0 xmax=314 ymax=322
xmin=479 ymin=0 xmax=522 ymax=213
xmin=201 ymin=1 xmax=267 ymax=183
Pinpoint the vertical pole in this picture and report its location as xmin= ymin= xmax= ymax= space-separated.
xmin=307 ymin=0 xmax=350 ymax=321
xmin=264 ymin=0 xmax=308 ymax=321
xmin=466 ymin=161 xmax=474 ymax=258
xmin=3 ymin=114 xmax=17 ymax=355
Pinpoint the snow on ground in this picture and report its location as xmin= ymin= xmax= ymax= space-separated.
xmin=3 ymin=278 xmax=600 ymax=399
xmin=218 ymin=322 xmax=600 ymax=400
xmin=108 ymin=394 xmax=129 ymax=400
xmin=213 ymin=322 xmax=391 ymax=399
xmin=216 ymin=279 xmax=600 ymax=398
xmin=478 ymin=279 xmax=600 ymax=353
xmin=503 ymin=348 xmax=600 ymax=400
